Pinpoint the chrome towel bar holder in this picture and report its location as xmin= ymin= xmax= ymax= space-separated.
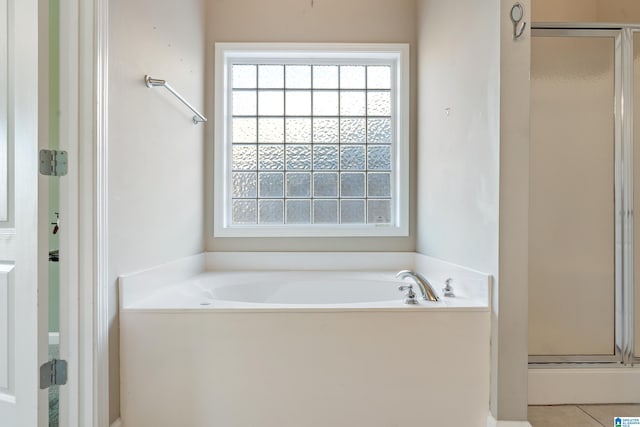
xmin=144 ymin=75 xmax=207 ymax=124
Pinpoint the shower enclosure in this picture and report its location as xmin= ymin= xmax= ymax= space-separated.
xmin=529 ymin=26 xmax=639 ymax=366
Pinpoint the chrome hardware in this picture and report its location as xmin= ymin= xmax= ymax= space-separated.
xmin=398 ymin=284 xmax=419 ymax=305
xmin=40 ymin=359 xmax=67 ymax=389
xmin=510 ymin=3 xmax=527 ymax=40
xmin=39 ymin=149 xmax=68 ymax=176
xmin=442 ymin=278 xmax=455 ymax=297
xmin=144 ymin=75 xmax=207 ymax=124
xmin=396 ymin=270 xmax=440 ymax=302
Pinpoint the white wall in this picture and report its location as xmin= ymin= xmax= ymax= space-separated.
xmin=108 ymin=0 xmax=206 ymax=422
xmin=417 ymin=0 xmax=530 ymax=421
xmin=416 ymin=0 xmax=500 ymax=273
xmin=204 ymin=0 xmax=417 ymax=252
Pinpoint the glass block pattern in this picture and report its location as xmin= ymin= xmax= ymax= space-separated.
xmin=230 ymin=63 xmax=393 ymax=225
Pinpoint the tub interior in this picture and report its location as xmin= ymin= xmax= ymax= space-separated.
xmin=118 ymin=252 xmax=491 ymax=310
xmin=212 ymin=277 xmax=401 ymax=304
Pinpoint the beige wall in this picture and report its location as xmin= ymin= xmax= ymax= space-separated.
xmin=498 ymin=0 xmax=531 ymax=420
xmin=205 ymin=0 xmax=417 ymax=252
xmin=533 ymin=0 xmax=598 ymax=22
xmin=596 ymin=1 xmax=640 ymax=23
xmin=108 ymin=0 xmax=206 ymax=422
xmin=534 ymin=0 xmax=640 ymax=22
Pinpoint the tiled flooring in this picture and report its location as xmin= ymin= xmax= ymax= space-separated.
xmin=529 ymin=404 xmax=640 ymax=427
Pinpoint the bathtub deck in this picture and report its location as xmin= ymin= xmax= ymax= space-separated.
xmin=120 ymin=309 xmax=490 ymax=427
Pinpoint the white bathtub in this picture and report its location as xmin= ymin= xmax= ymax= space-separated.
xmin=119 ymin=253 xmax=491 ymax=427
xmin=126 ymin=270 xmax=487 ymax=310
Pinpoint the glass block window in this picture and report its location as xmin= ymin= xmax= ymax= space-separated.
xmin=215 ymin=44 xmax=409 ymax=237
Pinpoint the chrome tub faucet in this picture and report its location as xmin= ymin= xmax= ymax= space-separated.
xmin=396 ymin=270 xmax=440 ymax=302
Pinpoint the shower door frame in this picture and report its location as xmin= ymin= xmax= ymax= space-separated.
xmin=529 ymin=25 xmax=638 ymax=367
xmin=628 ymin=26 xmax=640 ymax=367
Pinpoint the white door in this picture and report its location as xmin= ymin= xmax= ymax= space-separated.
xmin=0 ymin=0 xmax=49 ymax=426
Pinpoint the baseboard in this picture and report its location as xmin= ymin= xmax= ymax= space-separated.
xmin=110 ymin=418 xmax=122 ymax=427
xmin=529 ymin=367 xmax=640 ymax=404
xmin=487 ymin=414 xmax=532 ymax=427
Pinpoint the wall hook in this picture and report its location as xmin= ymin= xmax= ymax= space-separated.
xmin=510 ymin=3 xmax=526 ymax=40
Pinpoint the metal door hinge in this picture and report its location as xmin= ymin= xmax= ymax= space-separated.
xmin=40 ymin=359 xmax=67 ymax=389
xmin=39 ymin=149 xmax=68 ymax=177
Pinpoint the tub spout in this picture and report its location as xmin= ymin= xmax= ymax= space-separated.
xmin=396 ymin=270 xmax=439 ymax=302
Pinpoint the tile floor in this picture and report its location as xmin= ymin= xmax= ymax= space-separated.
xmin=529 ymin=404 xmax=640 ymax=427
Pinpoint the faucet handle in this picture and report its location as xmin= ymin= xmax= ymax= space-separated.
xmin=398 ymin=284 xmax=419 ymax=305
xmin=442 ymin=278 xmax=455 ymax=297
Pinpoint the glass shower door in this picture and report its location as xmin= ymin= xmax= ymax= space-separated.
xmin=529 ymin=30 xmax=619 ymax=362
xmin=634 ymin=31 xmax=640 ymax=363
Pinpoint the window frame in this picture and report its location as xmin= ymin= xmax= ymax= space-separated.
xmin=214 ymin=42 xmax=410 ymax=237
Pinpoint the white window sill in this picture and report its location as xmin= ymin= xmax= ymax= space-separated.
xmin=214 ymin=223 xmax=408 ymax=238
